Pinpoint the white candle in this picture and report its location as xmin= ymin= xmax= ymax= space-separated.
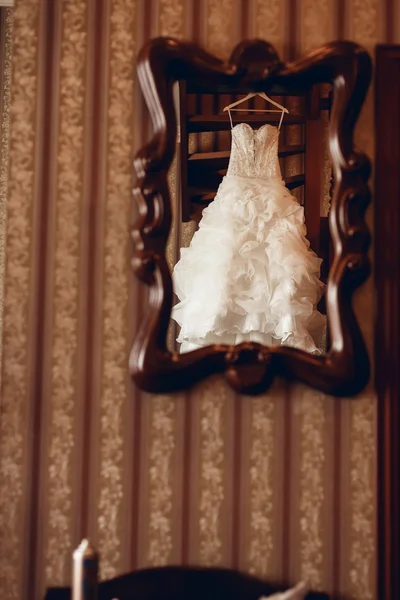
xmin=72 ymin=539 xmax=99 ymax=600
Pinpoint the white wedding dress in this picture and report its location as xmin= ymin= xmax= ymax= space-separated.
xmin=171 ymin=122 xmax=326 ymax=354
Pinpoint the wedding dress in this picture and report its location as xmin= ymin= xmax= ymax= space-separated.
xmin=171 ymin=122 xmax=326 ymax=354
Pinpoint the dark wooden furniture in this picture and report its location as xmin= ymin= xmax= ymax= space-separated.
xmin=375 ymin=43 xmax=400 ymax=600
xmin=131 ymin=38 xmax=372 ymax=396
xmin=44 ymin=568 xmax=329 ymax=600
xmin=44 ymin=542 xmax=329 ymax=600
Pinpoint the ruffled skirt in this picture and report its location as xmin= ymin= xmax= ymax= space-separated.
xmin=172 ymin=175 xmax=326 ymax=354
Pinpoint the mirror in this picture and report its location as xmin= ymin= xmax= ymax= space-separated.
xmin=132 ymin=38 xmax=372 ymax=396
xmin=166 ymin=83 xmax=333 ymax=357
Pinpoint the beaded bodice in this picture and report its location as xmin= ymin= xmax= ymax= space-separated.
xmin=226 ymin=122 xmax=282 ymax=180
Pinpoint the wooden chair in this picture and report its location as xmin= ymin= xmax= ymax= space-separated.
xmin=177 ymin=82 xmax=331 ymax=254
xmin=44 ymin=540 xmax=330 ymax=600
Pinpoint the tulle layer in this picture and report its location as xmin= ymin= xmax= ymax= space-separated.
xmin=172 ymin=175 xmax=326 ymax=354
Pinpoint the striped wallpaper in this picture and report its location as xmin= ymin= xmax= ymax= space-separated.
xmin=1 ymin=1 xmax=398 ymax=599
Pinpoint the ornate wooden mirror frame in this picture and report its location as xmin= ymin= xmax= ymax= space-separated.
xmin=131 ymin=38 xmax=372 ymax=396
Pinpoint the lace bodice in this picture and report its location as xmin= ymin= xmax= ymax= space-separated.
xmin=226 ymin=122 xmax=282 ymax=180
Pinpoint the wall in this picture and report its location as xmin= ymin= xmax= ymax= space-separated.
xmin=1 ymin=1 xmax=398 ymax=600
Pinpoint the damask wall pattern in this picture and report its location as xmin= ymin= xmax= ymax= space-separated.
xmin=0 ymin=1 xmax=398 ymax=600
xmin=0 ymin=7 xmax=12 ymax=386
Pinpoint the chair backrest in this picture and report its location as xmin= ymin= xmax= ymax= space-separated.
xmin=44 ymin=541 xmax=330 ymax=600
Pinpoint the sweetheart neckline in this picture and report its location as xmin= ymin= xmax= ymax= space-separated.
xmin=232 ymin=122 xmax=280 ymax=137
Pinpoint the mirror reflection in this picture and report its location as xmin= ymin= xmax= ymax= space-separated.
xmin=167 ymin=83 xmax=333 ymax=356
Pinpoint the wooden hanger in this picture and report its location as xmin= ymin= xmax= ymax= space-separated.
xmin=223 ymin=92 xmax=289 ymax=129
xmin=223 ymin=92 xmax=289 ymax=113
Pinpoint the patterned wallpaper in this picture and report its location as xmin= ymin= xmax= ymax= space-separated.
xmin=0 ymin=1 xmax=398 ymax=600
xmin=0 ymin=7 xmax=12 ymax=388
